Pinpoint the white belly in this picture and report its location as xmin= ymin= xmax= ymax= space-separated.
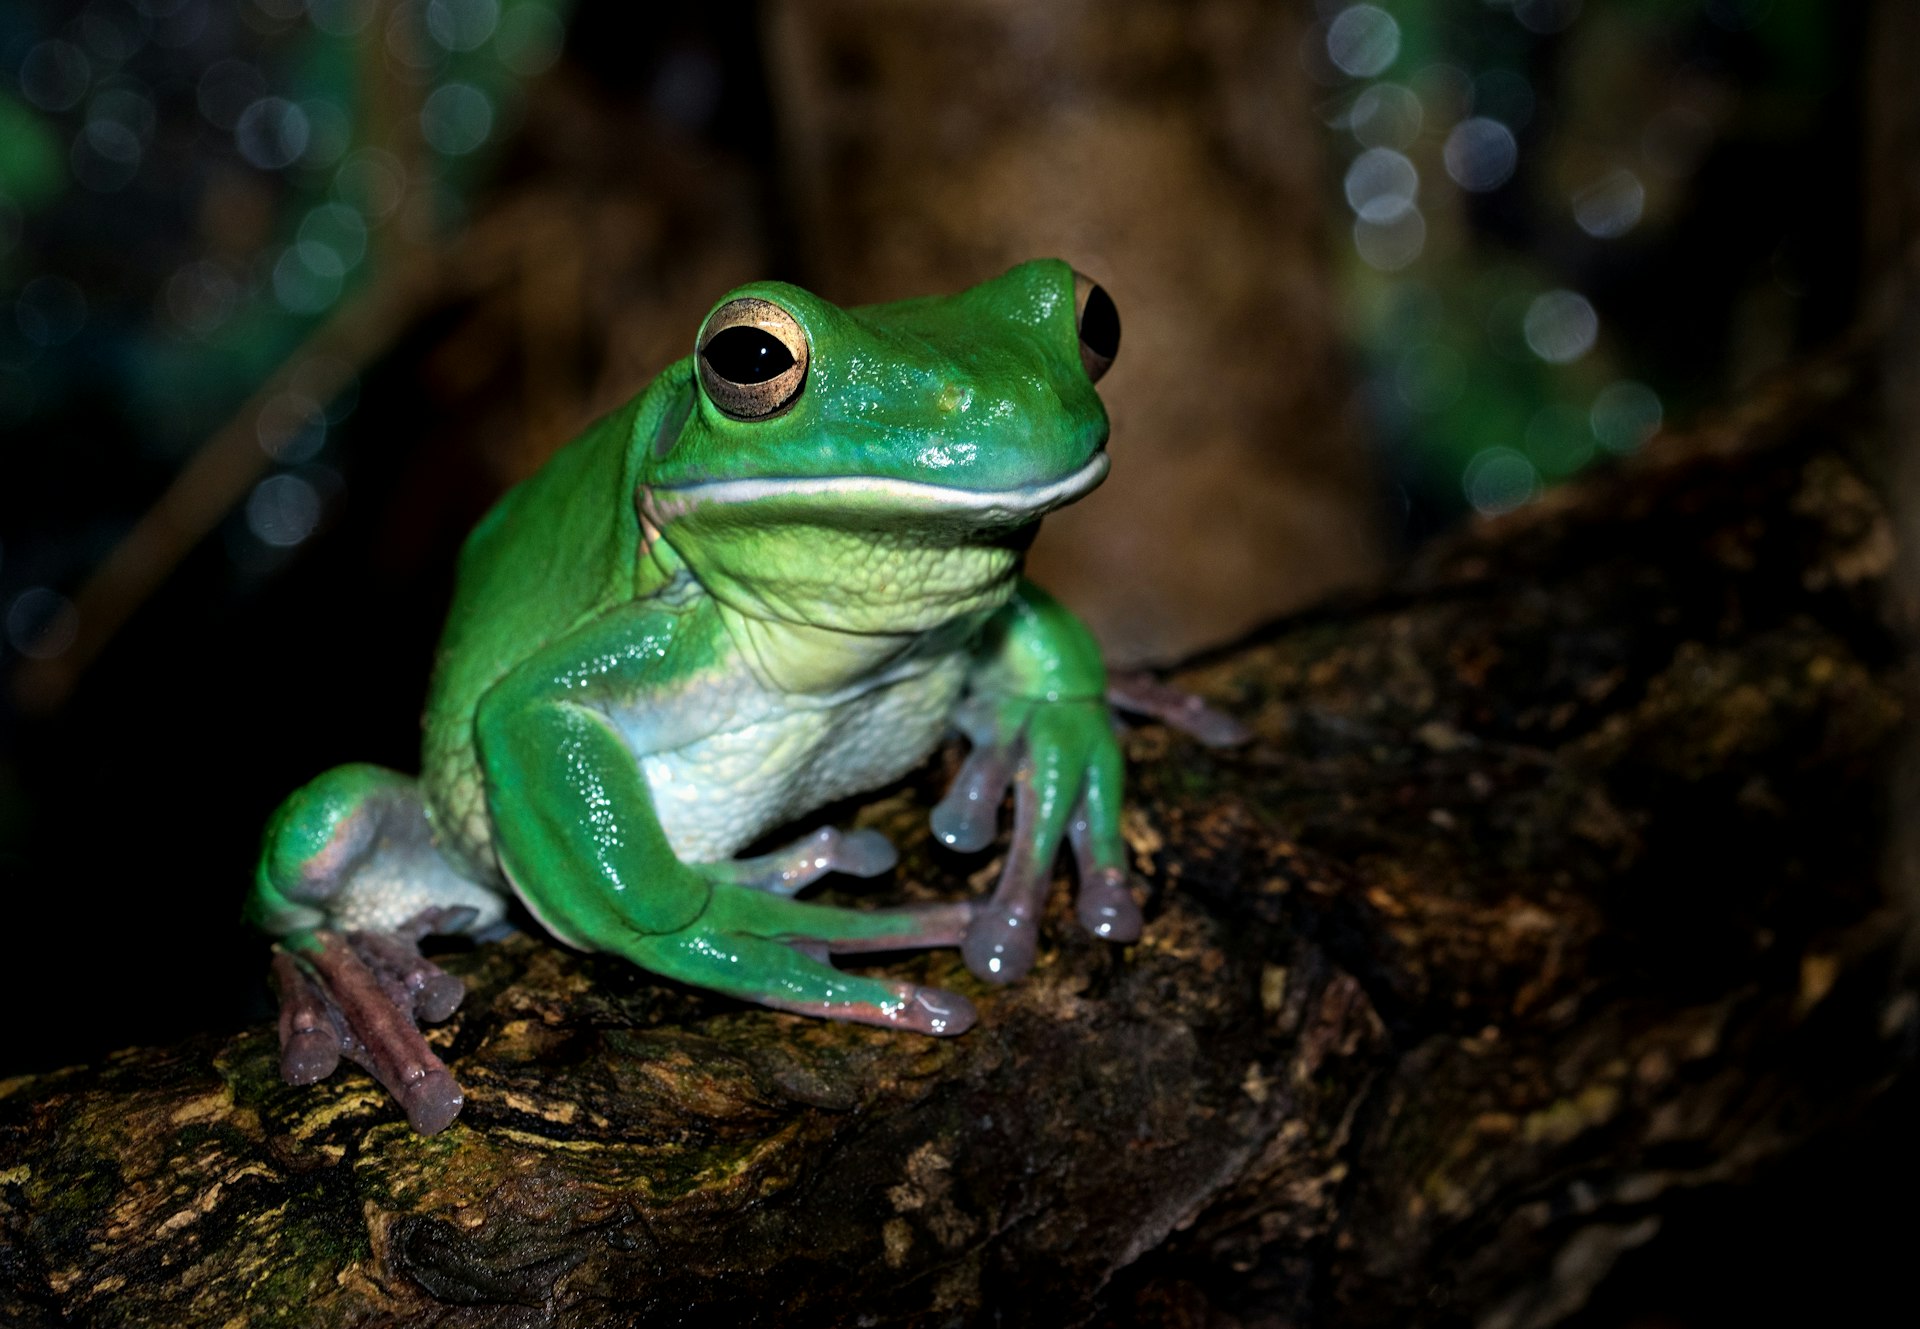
xmin=639 ymin=654 xmax=969 ymax=862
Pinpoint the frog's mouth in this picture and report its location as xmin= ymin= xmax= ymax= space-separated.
xmin=641 ymin=452 xmax=1109 ymax=532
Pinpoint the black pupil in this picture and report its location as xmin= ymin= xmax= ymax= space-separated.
xmin=1078 ymin=284 xmax=1120 ymax=359
xmin=701 ymin=325 xmax=795 ymax=384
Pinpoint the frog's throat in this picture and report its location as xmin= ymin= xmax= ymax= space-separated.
xmin=637 ymin=454 xmax=1108 ymax=635
xmin=639 ymin=453 xmax=1108 ymax=526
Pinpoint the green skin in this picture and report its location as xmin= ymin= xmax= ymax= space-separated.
xmin=250 ymin=260 xmax=1140 ymax=1132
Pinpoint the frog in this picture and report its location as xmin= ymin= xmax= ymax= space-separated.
xmin=248 ymin=259 xmax=1240 ymax=1135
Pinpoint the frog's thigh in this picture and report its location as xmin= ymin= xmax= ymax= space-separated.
xmin=626 ymin=928 xmax=977 ymax=1036
xmin=252 ymin=764 xmax=505 ymax=938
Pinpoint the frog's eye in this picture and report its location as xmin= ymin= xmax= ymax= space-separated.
xmin=1072 ymin=271 xmax=1120 ymax=384
xmin=696 ymin=297 xmax=810 ymax=420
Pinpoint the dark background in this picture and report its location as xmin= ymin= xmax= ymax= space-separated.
xmin=0 ymin=1 xmax=1909 ymax=1323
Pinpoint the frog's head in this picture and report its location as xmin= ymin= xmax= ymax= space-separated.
xmin=638 ymin=259 xmax=1120 ymax=632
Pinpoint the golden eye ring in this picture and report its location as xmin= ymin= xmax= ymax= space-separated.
xmin=696 ymin=297 xmax=810 ymax=419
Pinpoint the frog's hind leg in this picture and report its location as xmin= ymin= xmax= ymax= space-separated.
xmin=698 ymin=825 xmax=974 ymax=956
xmin=629 ymin=923 xmax=978 ymax=1037
xmin=705 ymin=879 xmax=975 ymax=955
xmin=668 ymin=883 xmax=974 ymax=1028
xmin=251 ymin=764 xmax=506 ymax=1134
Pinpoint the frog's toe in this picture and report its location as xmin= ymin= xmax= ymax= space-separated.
xmin=268 ymin=911 xmax=471 ymax=1134
xmin=1107 ymin=670 xmax=1251 ymax=748
xmin=962 ymin=906 xmax=1039 ymax=984
xmin=271 ymin=951 xmax=342 ymax=1084
xmin=714 ymin=826 xmax=899 ymax=895
xmin=931 ymin=741 xmax=1017 ymax=852
xmin=898 ymin=985 xmax=977 ymax=1036
xmin=629 ymin=928 xmax=977 ymax=1036
xmin=398 ymin=1069 xmax=465 ymax=1137
xmin=770 ymin=979 xmax=978 ymax=1036
xmin=1075 ymin=866 xmax=1144 ymax=942
xmin=959 ymin=747 xmax=1069 ymax=983
xmin=830 ymin=828 xmax=898 ymax=877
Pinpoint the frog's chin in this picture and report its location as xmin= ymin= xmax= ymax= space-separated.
xmin=641 ymin=452 xmax=1109 ymax=532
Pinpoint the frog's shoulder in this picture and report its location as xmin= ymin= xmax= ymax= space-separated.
xmin=425 ymin=366 xmax=694 ymax=727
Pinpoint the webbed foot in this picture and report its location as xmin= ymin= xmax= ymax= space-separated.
xmin=270 ymin=907 xmax=474 ymax=1134
xmin=597 ymin=875 xmax=978 ymax=1037
xmin=937 ymin=671 xmax=1249 ymax=983
xmin=937 ymin=695 xmax=1146 ymax=984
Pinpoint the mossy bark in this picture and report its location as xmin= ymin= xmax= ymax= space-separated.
xmin=0 ymin=352 xmax=1910 ymax=1326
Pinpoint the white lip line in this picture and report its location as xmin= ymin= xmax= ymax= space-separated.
xmin=646 ymin=452 xmax=1109 ymax=516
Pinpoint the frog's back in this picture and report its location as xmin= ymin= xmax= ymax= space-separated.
xmin=422 ymin=374 xmax=681 ymax=877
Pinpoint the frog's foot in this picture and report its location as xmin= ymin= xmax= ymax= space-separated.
xmin=938 ymin=695 xmax=1146 ymax=984
xmin=707 ymin=826 xmax=898 ymax=896
xmin=1106 ymin=670 xmax=1252 ymax=748
xmin=628 ymin=909 xmax=977 ymax=1036
xmin=270 ymin=907 xmax=475 ymax=1135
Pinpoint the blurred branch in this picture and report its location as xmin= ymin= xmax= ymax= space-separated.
xmin=9 ymin=198 xmax=564 ymax=714
xmin=11 ymin=2 xmax=447 ymax=714
xmin=11 ymin=259 xmax=434 ymax=713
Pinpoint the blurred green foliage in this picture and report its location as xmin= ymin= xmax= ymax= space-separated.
xmin=1317 ymin=0 xmax=1853 ymax=523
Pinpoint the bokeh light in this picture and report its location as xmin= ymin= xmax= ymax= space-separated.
xmin=1344 ymin=148 xmax=1419 ymax=223
xmin=245 ymin=474 xmax=324 ymax=548
xmin=5 ymin=588 xmax=79 ymax=661
xmin=1522 ymin=290 xmax=1598 ymax=364
xmin=18 ymin=42 xmax=91 ymax=113
xmin=301 ymin=99 xmax=354 ymax=168
xmin=1326 ymin=6 xmax=1401 ymax=79
xmin=1591 ymin=381 xmax=1663 ymax=454
xmin=166 ymin=261 xmax=239 ymax=338
xmin=1572 ymin=169 xmax=1646 ymax=239
xmin=1443 ymin=118 xmax=1518 ymax=193
xmin=428 ymin=0 xmax=502 ymax=53
xmin=1463 ymin=446 xmax=1539 ymax=516
xmin=1354 ymin=210 xmax=1426 ymax=272
xmin=299 ymin=203 xmax=369 ymax=270
xmin=420 ymin=81 xmax=494 ymax=156
xmin=272 ymin=242 xmax=346 ymax=314
xmin=334 ymin=147 xmax=408 ymax=223
xmin=1348 ymin=82 xmax=1421 ymax=151
xmin=235 ymin=96 xmax=310 ymax=170
xmin=256 ymin=394 xmax=329 ymax=465
xmin=1524 ymin=402 xmax=1594 ymax=478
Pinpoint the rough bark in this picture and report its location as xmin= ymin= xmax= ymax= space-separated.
xmin=0 ymin=350 xmax=1910 ymax=1327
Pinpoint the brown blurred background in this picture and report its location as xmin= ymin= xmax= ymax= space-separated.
xmin=0 ymin=1 xmax=1911 ymax=1322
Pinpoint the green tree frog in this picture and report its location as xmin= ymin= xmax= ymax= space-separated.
xmin=248 ymin=260 xmax=1226 ymax=1135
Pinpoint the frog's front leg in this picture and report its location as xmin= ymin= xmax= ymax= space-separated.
xmin=475 ymin=606 xmax=978 ymax=1036
xmin=708 ymin=825 xmax=899 ymax=896
xmin=943 ymin=579 xmax=1145 ymax=983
